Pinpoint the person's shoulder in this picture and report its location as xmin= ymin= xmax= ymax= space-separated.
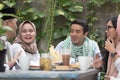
xmin=11 ymin=43 xmax=22 ymax=48
xmin=11 ymin=43 xmax=24 ymax=52
xmin=86 ymin=37 xmax=97 ymax=43
xmin=85 ymin=37 xmax=98 ymax=46
xmin=12 ymin=43 xmax=21 ymax=46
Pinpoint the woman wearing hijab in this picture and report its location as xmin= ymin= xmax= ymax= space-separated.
xmin=11 ymin=20 xmax=40 ymax=70
xmin=104 ymin=14 xmax=120 ymax=80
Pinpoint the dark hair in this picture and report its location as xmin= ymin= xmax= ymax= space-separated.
xmin=0 ymin=7 xmax=16 ymax=20
xmin=71 ymin=20 xmax=89 ymax=33
xmin=108 ymin=16 xmax=118 ymax=29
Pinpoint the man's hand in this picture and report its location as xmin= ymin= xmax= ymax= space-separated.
xmin=92 ymin=53 xmax=103 ymax=68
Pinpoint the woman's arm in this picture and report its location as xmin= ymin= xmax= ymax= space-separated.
xmin=7 ymin=51 xmax=21 ymax=69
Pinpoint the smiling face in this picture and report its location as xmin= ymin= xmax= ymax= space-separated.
xmin=70 ymin=24 xmax=87 ymax=46
xmin=105 ymin=20 xmax=117 ymax=40
xmin=21 ymin=23 xmax=36 ymax=44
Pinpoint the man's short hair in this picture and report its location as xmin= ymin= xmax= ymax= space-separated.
xmin=71 ymin=20 xmax=89 ymax=33
xmin=0 ymin=7 xmax=16 ymax=20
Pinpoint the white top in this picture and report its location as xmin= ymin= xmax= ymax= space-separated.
xmin=11 ymin=43 xmax=40 ymax=70
xmin=110 ymin=57 xmax=120 ymax=80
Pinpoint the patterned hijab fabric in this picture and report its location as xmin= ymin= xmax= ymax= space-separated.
xmin=14 ymin=20 xmax=37 ymax=54
xmin=62 ymin=36 xmax=94 ymax=60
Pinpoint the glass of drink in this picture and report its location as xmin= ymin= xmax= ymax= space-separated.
xmin=40 ymin=53 xmax=52 ymax=71
xmin=62 ymin=49 xmax=71 ymax=66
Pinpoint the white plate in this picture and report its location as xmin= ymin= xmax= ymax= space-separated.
xmin=52 ymin=68 xmax=75 ymax=71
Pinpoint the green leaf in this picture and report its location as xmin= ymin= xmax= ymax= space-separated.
xmin=55 ymin=9 xmax=66 ymax=16
xmin=37 ymin=13 xmax=46 ymax=18
xmin=0 ymin=3 xmax=4 ymax=10
xmin=68 ymin=5 xmax=83 ymax=12
xmin=62 ymin=0 xmax=73 ymax=7
xmin=53 ymin=26 xmax=69 ymax=39
xmin=27 ymin=8 xmax=35 ymax=13
xmin=23 ymin=0 xmax=34 ymax=3
xmin=2 ymin=1 xmax=16 ymax=7
xmin=54 ymin=29 xmax=63 ymax=39
xmin=0 ymin=13 xmax=3 ymax=18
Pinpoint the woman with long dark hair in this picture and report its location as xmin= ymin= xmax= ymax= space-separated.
xmin=104 ymin=14 xmax=120 ymax=80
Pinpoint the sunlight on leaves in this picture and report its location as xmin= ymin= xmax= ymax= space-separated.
xmin=2 ymin=1 xmax=16 ymax=7
xmin=0 ymin=3 xmax=4 ymax=10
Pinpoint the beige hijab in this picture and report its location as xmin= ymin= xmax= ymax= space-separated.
xmin=14 ymin=20 xmax=37 ymax=54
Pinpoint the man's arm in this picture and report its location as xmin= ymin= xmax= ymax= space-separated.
xmin=92 ymin=42 xmax=103 ymax=69
xmin=92 ymin=53 xmax=103 ymax=68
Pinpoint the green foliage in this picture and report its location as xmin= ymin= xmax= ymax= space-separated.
xmin=99 ymin=72 xmax=105 ymax=80
xmin=112 ymin=0 xmax=120 ymax=2
xmin=54 ymin=0 xmax=83 ymax=39
xmin=1 ymin=0 xmax=16 ymax=7
xmin=23 ymin=0 xmax=34 ymax=3
xmin=86 ymin=0 xmax=105 ymax=49
xmin=43 ymin=0 xmax=56 ymax=50
xmin=88 ymin=0 xmax=105 ymax=6
xmin=55 ymin=0 xmax=83 ymax=20
xmin=0 ymin=3 xmax=4 ymax=10
xmin=42 ymin=0 xmax=83 ymax=51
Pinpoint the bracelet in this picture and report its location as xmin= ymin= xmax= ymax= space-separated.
xmin=111 ymin=52 xmax=117 ymax=58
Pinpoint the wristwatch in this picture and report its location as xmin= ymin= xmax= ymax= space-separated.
xmin=111 ymin=52 xmax=117 ymax=57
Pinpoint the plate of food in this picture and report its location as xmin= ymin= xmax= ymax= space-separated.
xmin=29 ymin=61 xmax=40 ymax=70
xmin=29 ymin=65 xmax=40 ymax=70
xmin=52 ymin=66 xmax=75 ymax=71
xmin=69 ymin=63 xmax=80 ymax=69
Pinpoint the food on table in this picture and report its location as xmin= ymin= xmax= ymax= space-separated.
xmin=55 ymin=65 xmax=69 ymax=70
xmin=49 ymin=45 xmax=62 ymax=64
xmin=69 ymin=63 xmax=80 ymax=69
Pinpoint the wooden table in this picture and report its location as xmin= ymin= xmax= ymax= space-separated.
xmin=0 ymin=69 xmax=100 ymax=80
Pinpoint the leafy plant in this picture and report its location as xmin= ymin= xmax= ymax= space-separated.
xmin=43 ymin=0 xmax=56 ymax=51
xmin=53 ymin=0 xmax=83 ymax=39
xmin=38 ymin=0 xmax=84 ymax=51
xmin=86 ymin=0 xmax=106 ymax=49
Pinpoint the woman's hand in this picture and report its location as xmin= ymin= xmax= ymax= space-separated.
xmin=104 ymin=75 xmax=111 ymax=80
xmin=105 ymin=38 xmax=116 ymax=53
xmin=13 ymin=51 xmax=22 ymax=61
xmin=7 ymin=51 xmax=22 ymax=69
